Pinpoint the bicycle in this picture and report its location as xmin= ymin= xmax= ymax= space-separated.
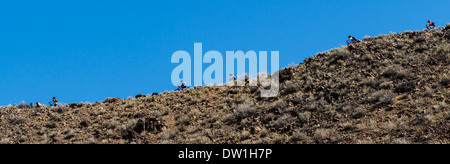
xmin=347 ymin=39 xmax=360 ymax=45
xmin=49 ymin=101 xmax=57 ymax=107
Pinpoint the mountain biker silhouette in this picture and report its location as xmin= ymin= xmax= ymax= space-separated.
xmin=176 ymin=80 xmax=187 ymax=91
xmin=229 ymin=74 xmax=237 ymax=86
xmin=426 ymin=20 xmax=436 ymax=30
xmin=230 ymin=74 xmax=236 ymax=82
xmin=347 ymin=35 xmax=359 ymax=45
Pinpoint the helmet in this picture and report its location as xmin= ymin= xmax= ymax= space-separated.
xmin=348 ymin=35 xmax=352 ymax=38
xmin=53 ymin=97 xmax=56 ymax=99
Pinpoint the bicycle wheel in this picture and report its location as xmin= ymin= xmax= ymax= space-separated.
xmin=347 ymin=40 xmax=353 ymax=45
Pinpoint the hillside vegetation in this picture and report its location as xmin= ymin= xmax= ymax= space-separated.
xmin=1 ymin=25 xmax=449 ymax=144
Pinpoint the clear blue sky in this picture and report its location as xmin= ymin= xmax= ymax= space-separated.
xmin=0 ymin=0 xmax=448 ymax=106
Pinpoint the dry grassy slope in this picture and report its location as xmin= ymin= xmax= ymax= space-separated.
xmin=1 ymin=26 xmax=449 ymax=144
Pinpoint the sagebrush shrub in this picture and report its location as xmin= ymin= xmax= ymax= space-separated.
xmin=234 ymin=102 xmax=256 ymax=120
xmin=394 ymin=81 xmax=415 ymax=93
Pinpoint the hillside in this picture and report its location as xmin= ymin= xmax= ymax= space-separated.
xmin=1 ymin=25 xmax=449 ymax=144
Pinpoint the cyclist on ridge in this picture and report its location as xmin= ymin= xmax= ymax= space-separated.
xmin=347 ymin=35 xmax=359 ymax=45
xmin=426 ymin=20 xmax=436 ymax=30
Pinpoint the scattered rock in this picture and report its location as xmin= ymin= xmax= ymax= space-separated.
xmin=278 ymin=67 xmax=294 ymax=84
xmin=36 ymin=102 xmax=44 ymax=107
xmin=69 ymin=103 xmax=83 ymax=108
xmin=394 ymin=81 xmax=416 ymax=93
xmin=2 ymin=27 xmax=450 ymax=144
xmin=134 ymin=119 xmax=145 ymax=133
xmin=135 ymin=94 xmax=146 ymax=99
xmin=79 ymin=120 xmax=90 ymax=128
xmin=122 ymin=117 xmax=166 ymax=140
xmin=104 ymin=97 xmax=121 ymax=103
xmin=145 ymin=117 xmax=166 ymax=132
xmin=121 ymin=129 xmax=139 ymax=140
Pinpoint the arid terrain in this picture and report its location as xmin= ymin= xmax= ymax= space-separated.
xmin=1 ymin=25 xmax=449 ymax=144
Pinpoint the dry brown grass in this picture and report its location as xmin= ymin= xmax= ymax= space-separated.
xmin=1 ymin=25 xmax=449 ymax=144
